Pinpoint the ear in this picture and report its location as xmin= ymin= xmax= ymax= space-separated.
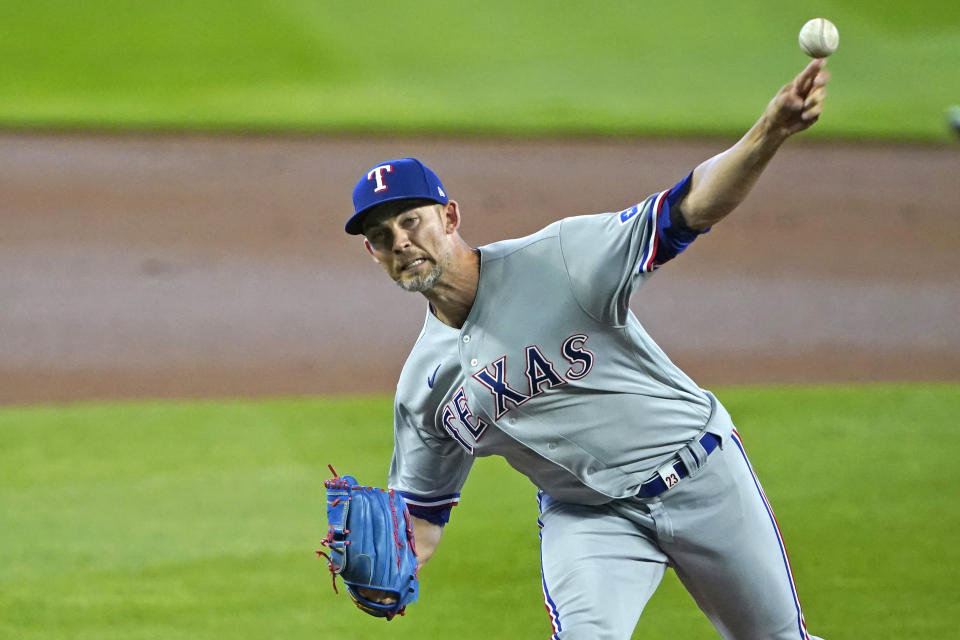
xmin=442 ymin=200 xmax=462 ymax=235
xmin=363 ymin=238 xmax=380 ymax=263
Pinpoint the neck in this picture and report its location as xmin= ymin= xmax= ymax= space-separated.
xmin=423 ymin=244 xmax=480 ymax=329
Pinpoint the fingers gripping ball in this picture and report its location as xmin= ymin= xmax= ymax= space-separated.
xmin=799 ymin=18 xmax=839 ymax=58
xmin=317 ymin=466 xmax=419 ymax=620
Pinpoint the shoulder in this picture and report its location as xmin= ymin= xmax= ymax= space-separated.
xmin=479 ymin=220 xmax=564 ymax=262
xmin=480 ymin=207 xmax=641 ymax=260
xmin=476 ymin=213 xmax=630 ymax=277
xmin=559 ymin=199 xmax=657 ymax=238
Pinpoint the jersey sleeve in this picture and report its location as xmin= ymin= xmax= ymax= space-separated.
xmin=388 ymin=400 xmax=475 ymax=526
xmin=558 ymin=172 xmax=703 ymax=325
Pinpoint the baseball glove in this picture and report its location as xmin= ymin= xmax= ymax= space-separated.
xmin=316 ymin=465 xmax=419 ymax=620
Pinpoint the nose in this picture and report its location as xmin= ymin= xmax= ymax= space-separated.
xmin=392 ymin=228 xmax=411 ymax=253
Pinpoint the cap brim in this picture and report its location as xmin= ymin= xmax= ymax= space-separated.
xmin=344 ymin=195 xmax=446 ymax=235
xmin=344 ymin=209 xmax=372 ymax=235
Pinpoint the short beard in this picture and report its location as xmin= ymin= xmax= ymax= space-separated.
xmin=396 ymin=261 xmax=443 ymax=292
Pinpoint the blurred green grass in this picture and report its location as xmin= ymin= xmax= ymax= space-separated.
xmin=0 ymin=1 xmax=958 ymax=140
xmin=2 ymin=384 xmax=958 ymax=639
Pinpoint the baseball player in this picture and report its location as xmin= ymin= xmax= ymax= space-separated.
xmin=344 ymin=59 xmax=830 ymax=639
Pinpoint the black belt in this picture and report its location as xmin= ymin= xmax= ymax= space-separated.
xmin=636 ymin=432 xmax=721 ymax=499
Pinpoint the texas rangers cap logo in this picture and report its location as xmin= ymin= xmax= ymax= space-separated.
xmin=367 ymin=164 xmax=393 ymax=193
xmin=346 ymin=157 xmax=450 ymax=235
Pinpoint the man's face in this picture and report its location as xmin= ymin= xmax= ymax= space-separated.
xmin=362 ymin=201 xmax=450 ymax=293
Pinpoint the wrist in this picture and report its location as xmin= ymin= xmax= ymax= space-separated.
xmin=751 ymin=113 xmax=790 ymax=151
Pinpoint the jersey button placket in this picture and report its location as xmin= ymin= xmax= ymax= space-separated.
xmin=461 ymin=333 xmax=479 ymax=367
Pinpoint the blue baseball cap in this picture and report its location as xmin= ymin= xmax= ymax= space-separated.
xmin=346 ymin=157 xmax=449 ymax=235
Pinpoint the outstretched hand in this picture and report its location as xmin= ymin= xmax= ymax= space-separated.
xmin=676 ymin=59 xmax=833 ymax=231
xmin=763 ymin=58 xmax=830 ymax=139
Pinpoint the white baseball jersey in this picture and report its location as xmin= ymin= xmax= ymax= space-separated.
xmin=388 ymin=175 xmax=729 ymax=522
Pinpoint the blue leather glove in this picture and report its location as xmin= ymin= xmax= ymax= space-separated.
xmin=317 ymin=468 xmax=419 ymax=620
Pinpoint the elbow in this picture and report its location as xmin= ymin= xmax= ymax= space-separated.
xmin=412 ymin=516 xmax=444 ymax=567
xmin=417 ymin=547 xmax=437 ymax=568
xmin=676 ymin=198 xmax=729 ymax=233
xmin=415 ymin=535 xmax=439 ymax=567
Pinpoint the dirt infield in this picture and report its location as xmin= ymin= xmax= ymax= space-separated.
xmin=1 ymin=132 xmax=957 ymax=405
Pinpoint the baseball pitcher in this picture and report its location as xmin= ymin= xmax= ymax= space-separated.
xmin=330 ymin=59 xmax=830 ymax=639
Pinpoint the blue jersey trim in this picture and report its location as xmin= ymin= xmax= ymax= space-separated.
xmin=537 ymin=491 xmax=563 ymax=637
xmin=398 ymin=491 xmax=460 ymax=526
xmin=651 ymin=171 xmax=708 ymax=268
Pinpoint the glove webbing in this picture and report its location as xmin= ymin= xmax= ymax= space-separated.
xmin=316 ymin=465 xmax=349 ymax=593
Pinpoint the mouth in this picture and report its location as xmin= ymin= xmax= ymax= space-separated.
xmin=401 ymin=257 xmax=430 ymax=272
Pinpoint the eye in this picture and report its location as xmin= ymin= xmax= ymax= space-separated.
xmin=400 ymin=214 xmax=418 ymax=228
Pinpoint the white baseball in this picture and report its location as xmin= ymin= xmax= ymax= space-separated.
xmin=798 ymin=18 xmax=839 ymax=58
